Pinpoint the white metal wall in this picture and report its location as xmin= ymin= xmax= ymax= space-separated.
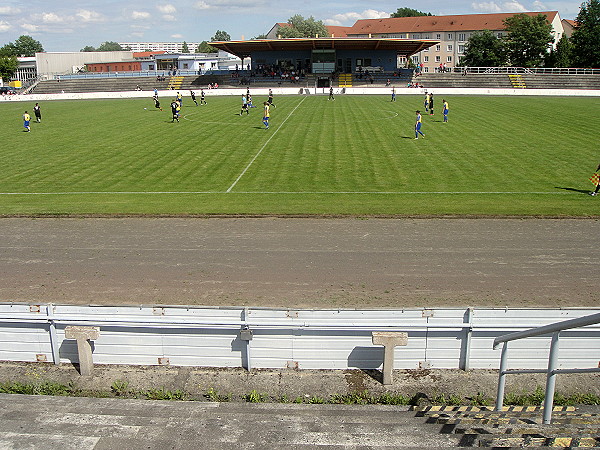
xmin=0 ymin=304 xmax=598 ymax=371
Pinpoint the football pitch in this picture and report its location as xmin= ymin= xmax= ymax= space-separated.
xmin=0 ymin=94 xmax=598 ymax=216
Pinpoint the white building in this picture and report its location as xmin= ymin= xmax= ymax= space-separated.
xmin=119 ymin=42 xmax=203 ymax=53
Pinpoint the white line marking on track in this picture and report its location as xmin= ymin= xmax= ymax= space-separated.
xmin=226 ymin=96 xmax=307 ymax=193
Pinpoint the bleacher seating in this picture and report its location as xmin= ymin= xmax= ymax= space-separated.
xmin=413 ymin=72 xmax=600 ymax=90
xmin=29 ymin=72 xmax=600 ymax=94
xmin=32 ymin=76 xmax=173 ymax=94
xmin=522 ymin=73 xmax=600 ymax=89
xmin=414 ymin=73 xmax=514 ymax=89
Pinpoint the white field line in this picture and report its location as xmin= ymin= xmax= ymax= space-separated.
xmin=226 ymin=96 xmax=307 ymax=193
xmin=0 ymin=191 xmax=574 ymax=195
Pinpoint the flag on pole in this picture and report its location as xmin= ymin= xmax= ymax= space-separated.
xmin=590 ymin=173 xmax=600 ymax=186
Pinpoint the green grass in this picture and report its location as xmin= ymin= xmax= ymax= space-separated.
xmin=0 ymin=94 xmax=598 ymax=216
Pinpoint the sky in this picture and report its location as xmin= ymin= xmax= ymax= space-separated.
xmin=0 ymin=0 xmax=584 ymax=52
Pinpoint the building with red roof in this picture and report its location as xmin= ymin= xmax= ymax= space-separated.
xmin=266 ymin=11 xmax=565 ymax=73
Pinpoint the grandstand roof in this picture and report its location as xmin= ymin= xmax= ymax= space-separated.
xmin=346 ymin=11 xmax=559 ymax=35
xmin=209 ymin=38 xmax=437 ymax=59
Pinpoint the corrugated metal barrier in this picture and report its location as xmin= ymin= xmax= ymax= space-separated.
xmin=0 ymin=303 xmax=598 ymax=370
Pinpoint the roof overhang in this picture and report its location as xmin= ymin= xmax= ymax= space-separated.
xmin=210 ymin=38 xmax=439 ymax=59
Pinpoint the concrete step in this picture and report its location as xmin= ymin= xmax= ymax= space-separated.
xmin=0 ymin=394 xmax=461 ymax=449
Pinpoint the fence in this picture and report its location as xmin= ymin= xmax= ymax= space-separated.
xmin=493 ymin=312 xmax=600 ymax=423
xmin=0 ymin=304 xmax=598 ymax=371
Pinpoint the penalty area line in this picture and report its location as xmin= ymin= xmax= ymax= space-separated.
xmin=226 ymin=96 xmax=307 ymax=193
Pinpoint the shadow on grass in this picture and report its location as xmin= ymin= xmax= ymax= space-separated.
xmin=555 ymin=186 xmax=593 ymax=194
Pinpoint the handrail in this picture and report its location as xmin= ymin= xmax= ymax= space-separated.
xmin=493 ymin=312 xmax=600 ymax=424
xmin=494 ymin=312 xmax=600 ymax=348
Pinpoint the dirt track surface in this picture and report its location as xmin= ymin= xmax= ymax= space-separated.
xmin=0 ymin=218 xmax=597 ymax=309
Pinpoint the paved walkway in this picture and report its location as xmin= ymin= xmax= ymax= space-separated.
xmin=0 ymin=394 xmax=460 ymax=449
xmin=0 ymin=218 xmax=597 ymax=309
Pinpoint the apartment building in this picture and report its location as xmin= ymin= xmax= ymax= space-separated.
xmin=343 ymin=12 xmax=564 ymax=72
xmin=118 ymin=42 xmax=203 ymax=53
xmin=270 ymin=12 xmax=564 ymax=72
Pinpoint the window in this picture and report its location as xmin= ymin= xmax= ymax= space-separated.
xmin=447 ymin=45 xmax=453 ymax=52
xmin=424 ymin=34 xmax=430 ymax=39
xmin=436 ymin=45 xmax=441 ymax=51
xmin=412 ymin=34 xmax=420 ymax=39
xmin=497 ymin=32 xmax=504 ymax=38
xmin=447 ymin=33 xmax=453 ymax=40
xmin=435 ymin=56 xmax=441 ymax=62
xmin=424 ymin=67 xmax=429 ymax=73
xmin=183 ymin=63 xmax=189 ymax=69
xmin=458 ymin=45 xmax=465 ymax=54
xmin=447 ymin=56 xmax=452 ymax=62
xmin=458 ymin=33 xmax=466 ymax=41
xmin=424 ymin=56 xmax=429 ymax=62
xmin=412 ymin=55 xmax=419 ymax=64
xmin=436 ymin=34 xmax=441 ymax=39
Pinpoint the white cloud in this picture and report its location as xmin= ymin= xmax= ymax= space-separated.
xmin=532 ymin=0 xmax=546 ymax=9
xmin=193 ymin=0 xmax=265 ymax=10
xmin=171 ymin=33 xmax=183 ymax=38
xmin=471 ymin=1 xmax=529 ymax=12
xmin=325 ymin=9 xmax=390 ymax=26
xmin=131 ymin=11 xmax=151 ymax=20
xmin=76 ymin=10 xmax=104 ymax=23
xmin=0 ymin=20 xmax=11 ymax=32
xmin=42 ymin=13 xmax=64 ymax=23
xmin=503 ymin=1 xmax=528 ymax=11
xmin=0 ymin=6 xmax=21 ymax=15
xmin=162 ymin=14 xmax=176 ymax=21
xmin=471 ymin=2 xmax=502 ymax=12
xmin=21 ymin=23 xmax=39 ymax=32
xmin=157 ymin=4 xmax=177 ymax=14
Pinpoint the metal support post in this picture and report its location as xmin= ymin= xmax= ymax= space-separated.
xmin=461 ymin=307 xmax=473 ymax=371
xmin=46 ymin=304 xmax=60 ymax=365
xmin=495 ymin=342 xmax=508 ymax=411
xmin=543 ymin=332 xmax=560 ymax=424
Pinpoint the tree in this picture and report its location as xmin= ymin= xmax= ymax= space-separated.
xmin=196 ymin=41 xmax=217 ymax=53
xmin=545 ymin=35 xmax=574 ymax=67
xmin=571 ymin=0 xmax=600 ymax=67
xmin=390 ymin=7 xmax=432 ymax=18
xmin=181 ymin=41 xmax=189 ymax=53
xmin=80 ymin=45 xmax=96 ymax=52
xmin=0 ymin=55 xmax=18 ymax=81
xmin=1 ymin=35 xmax=44 ymax=57
xmin=252 ymin=34 xmax=267 ymax=40
xmin=277 ymin=14 xmax=329 ymax=38
xmin=96 ymin=41 xmax=124 ymax=51
xmin=211 ymin=30 xmax=231 ymax=41
xmin=460 ymin=30 xmax=507 ymax=67
xmin=503 ymin=14 xmax=554 ymax=67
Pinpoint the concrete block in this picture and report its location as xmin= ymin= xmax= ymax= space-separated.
xmin=372 ymin=332 xmax=408 ymax=385
xmin=65 ymin=326 xmax=100 ymax=376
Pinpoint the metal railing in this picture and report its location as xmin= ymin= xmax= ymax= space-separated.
xmin=444 ymin=66 xmax=600 ymax=75
xmin=493 ymin=312 xmax=600 ymax=424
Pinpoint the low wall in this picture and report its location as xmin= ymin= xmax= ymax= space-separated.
xmin=1 ymin=304 xmax=598 ymax=371
xmin=2 ymin=86 xmax=600 ymax=103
